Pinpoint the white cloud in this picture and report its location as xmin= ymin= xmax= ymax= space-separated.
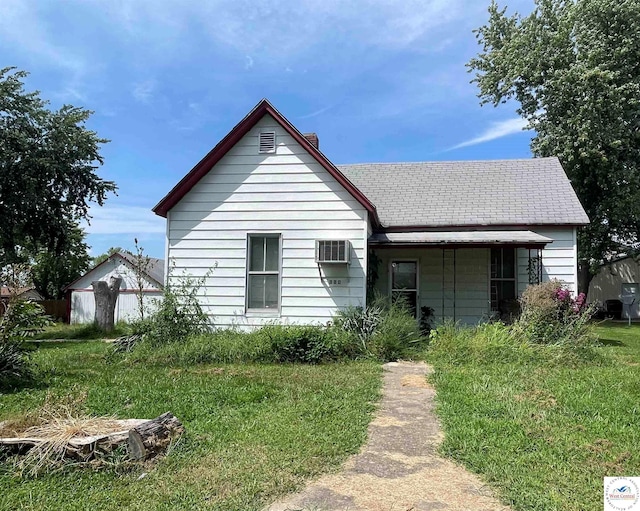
xmin=448 ymin=118 xmax=530 ymax=150
xmin=88 ymin=0 xmax=469 ymax=61
xmin=244 ymin=55 xmax=254 ymax=70
xmin=82 ymin=205 xmax=165 ymax=235
xmin=132 ymin=80 xmax=156 ymax=104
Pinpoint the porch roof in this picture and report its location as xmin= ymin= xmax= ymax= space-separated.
xmin=369 ymin=230 xmax=553 ymax=248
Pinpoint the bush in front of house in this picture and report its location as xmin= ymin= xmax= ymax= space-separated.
xmin=514 ymin=280 xmax=597 ymax=348
xmin=257 ymin=324 xmax=358 ymax=364
xmin=428 ymin=281 xmax=600 ymax=367
xmin=114 ymin=278 xmax=212 ymax=353
xmin=116 ymin=281 xmax=425 ymax=364
xmin=333 ymin=295 xmax=425 ymax=362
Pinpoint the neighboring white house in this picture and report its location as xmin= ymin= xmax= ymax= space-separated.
xmin=588 ymin=256 xmax=640 ymax=319
xmin=153 ymin=99 xmax=589 ymax=328
xmin=65 ymin=252 xmax=164 ymax=324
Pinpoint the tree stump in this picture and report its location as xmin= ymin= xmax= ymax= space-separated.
xmin=92 ymin=276 xmax=122 ymax=332
xmin=127 ymin=412 xmax=185 ymax=460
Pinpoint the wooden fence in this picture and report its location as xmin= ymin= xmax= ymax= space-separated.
xmin=0 ymin=299 xmax=68 ymax=323
xmin=40 ymin=300 xmax=68 ymax=322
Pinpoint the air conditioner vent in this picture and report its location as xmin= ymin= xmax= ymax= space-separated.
xmin=315 ymin=240 xmax=351 ymax=264
xmin=259 ymin=131 xmax=276 ymax=153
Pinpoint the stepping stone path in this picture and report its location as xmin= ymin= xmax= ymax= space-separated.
xmin=267 ymin=361 xmax=510 ymax=511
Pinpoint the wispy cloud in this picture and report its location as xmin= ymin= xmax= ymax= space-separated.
xmin=82 ymin=205 xmax=165 ymax=235
xmin=448 ymin=118 xmax=530 ymax=150
xmin=298 ymin=105 xmax=333 ymax=120
xmin=132 ymin=80 xmax=156 ymax=104
xmin=89 ymin=0 xmax=470 ymax=62
xmin=0 ymin=0 xmax=88 ymax=91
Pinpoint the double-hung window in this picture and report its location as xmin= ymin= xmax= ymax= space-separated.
xmin=247 ymin=234 xmax=280 ymax=311
xmin=490 ymin=247 xmax=516 ymax=311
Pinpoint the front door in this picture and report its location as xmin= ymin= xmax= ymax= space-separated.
xmin=391 ymin=260 xmax=418 ymax=317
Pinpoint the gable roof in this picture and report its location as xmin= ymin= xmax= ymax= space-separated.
xmin=152 ymin=99 xmax=380 ymax=225
xmin=338 ymin=158 xmax=589 ymax=228
xmin=64 ymin=252 xmax=165 ymax=291
xmin=117 ymin=252 xmax=165 ymax=287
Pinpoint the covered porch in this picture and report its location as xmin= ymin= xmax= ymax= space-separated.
xmin=368 ymin=230 xmax=551 ymax=325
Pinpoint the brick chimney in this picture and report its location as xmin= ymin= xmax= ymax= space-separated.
xmin=303 ymin=133 xmax=319 ymax=149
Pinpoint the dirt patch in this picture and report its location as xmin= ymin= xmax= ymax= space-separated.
xmin=401 ymin=374 xmax=432 ymax=389
xmin=266 ymin=362 xmax=509 ymax=511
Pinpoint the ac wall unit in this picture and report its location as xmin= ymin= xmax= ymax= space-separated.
xmin=315 ymin=240 xmax=351 ymax=264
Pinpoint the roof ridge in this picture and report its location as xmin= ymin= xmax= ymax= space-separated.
xmin=338 ymin=157 xmax=556 ymax=166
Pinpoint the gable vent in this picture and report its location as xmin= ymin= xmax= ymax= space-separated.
xmin=259 ymin=131 xmax=276 ymax=153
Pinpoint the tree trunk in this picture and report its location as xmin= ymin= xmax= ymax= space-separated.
xmin=127 ymin=412 xmax=185 ymax=460
xmin=578 ymin=262 xmax=594 ymax=297
xmin=92 ymin=276 xmax=122 ymax=332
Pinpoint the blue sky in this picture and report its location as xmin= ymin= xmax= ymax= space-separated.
xmin=1 ymin=0 xmax=536 ymax=259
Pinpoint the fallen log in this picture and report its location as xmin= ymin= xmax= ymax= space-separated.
xmin=127 ymin=412 xmax=185 ymax=460
xmin=0 ymin=413 xmax=184 ymax=462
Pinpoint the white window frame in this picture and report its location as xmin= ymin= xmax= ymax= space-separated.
xmin=389 ymin=259 xmax=419 ymax=318
xmin=245 ymin=233 xmax=282 ymax=314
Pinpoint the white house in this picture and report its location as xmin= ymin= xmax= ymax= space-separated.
xmin=153 ymin=99 xmax=589 ymax=328
xmin=65 ymin=252 xmax=164 ymax=324
xmin=588 ymin=256 xmax=640 ymax=319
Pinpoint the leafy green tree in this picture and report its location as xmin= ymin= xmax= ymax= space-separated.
xmin=31 ymin=224 xmax=91 ymax=299
xmin=91 ymin=246 xmax=123 ymax=267
xmin=468 ymin=0 xmax=640 ymax=292
xmin=0 ymin=67 xmax=116 ymax=267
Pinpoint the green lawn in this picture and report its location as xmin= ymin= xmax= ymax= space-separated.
xmin=0 ymin=342 xmax=381 ymax=511
xmin=427 ymin=321 xmax=640 ymax=511
xmin=32 ymin=321 xmax=130 ymax=340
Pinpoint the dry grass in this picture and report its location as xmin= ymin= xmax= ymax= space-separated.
xmin=2 ymin=404 xmax=124 ymax=477
xmin=400 ymin=374 xmax=432 ymax=389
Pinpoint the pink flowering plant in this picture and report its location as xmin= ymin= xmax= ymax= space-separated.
xmin=515 ymin=280 xmax=597 ymax=346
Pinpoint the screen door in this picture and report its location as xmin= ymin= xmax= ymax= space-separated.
xmin=391 ymin=261 xmax=418 ymax=317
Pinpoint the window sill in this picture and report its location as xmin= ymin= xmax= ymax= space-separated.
xmin=245 ymin=310 xmax=281 ymax=318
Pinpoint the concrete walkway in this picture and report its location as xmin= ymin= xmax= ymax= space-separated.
xmin=267 ymin=361 xmax=509 ymax=511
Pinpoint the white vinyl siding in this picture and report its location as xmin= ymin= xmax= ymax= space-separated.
xmin=167 ymin=114 xmax=367 ymax=328
xmin=516 ymin=226 xmax=579 ymax=294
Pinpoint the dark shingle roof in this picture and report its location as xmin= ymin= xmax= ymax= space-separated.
xmin=338 ymin=157 xmax=589 ymax=228
xmin=118 ymin=252 xmax=165 ymax=286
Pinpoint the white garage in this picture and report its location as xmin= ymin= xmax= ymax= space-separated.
xmin=66 ymin=252 xmax=164 ymax=324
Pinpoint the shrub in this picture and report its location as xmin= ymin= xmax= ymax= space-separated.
xmin=116 ymin=275 xmax=211 ymax=352
xmin=0 ymin=300 xmax=51 ymax=387
xmin=260 ymin=324 xmax=355 ymax=364
xmin=332 ymin=304 xmax=384 ymax=354
xmin=515 ymin=280 xmax=597 ymax=347
xmin=333 ymin=296 xmax=425 ymax=361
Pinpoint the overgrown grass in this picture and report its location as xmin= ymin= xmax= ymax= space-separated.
xmin=427 ymin=321 xmax=640 ymax=511
xmin=33 ymin=322 xmax=130 ymax=340
xmin=0 ymin=342 xmax=381 ymax=510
